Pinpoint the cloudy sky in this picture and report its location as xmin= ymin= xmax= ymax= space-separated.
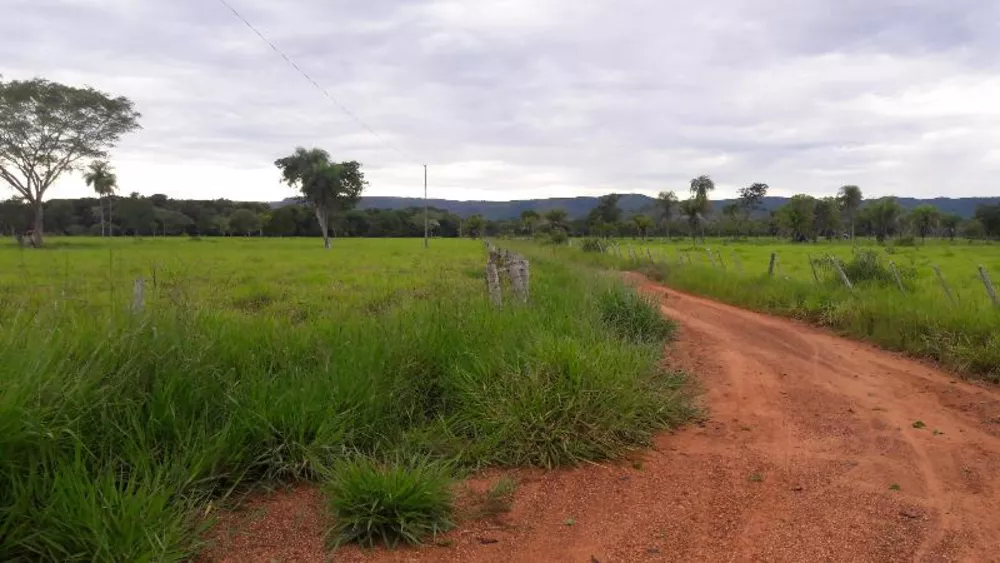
xmin=5 ymin=0 xmax=1000 ymax=202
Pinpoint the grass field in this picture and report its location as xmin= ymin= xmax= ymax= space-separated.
xmin=558 ymin=237 xmax=1000 ymax=381
xmin=0 ymin=237 xmax=693 ymax=560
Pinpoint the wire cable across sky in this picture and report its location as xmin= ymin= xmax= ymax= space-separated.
xmin=214 ymin=0 xmax=422 ymax=165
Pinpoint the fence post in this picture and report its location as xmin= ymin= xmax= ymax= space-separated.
xmin=808 ymin=254 xmax=820 ymax=284
xmin=715 ymin=249 xmax=726 ymax=270
xmin=889 ymin=261 xmax=905 ymax=294
xmin=486 ymin=253 xmax=502 ymax=307
xmin=705 ymin=248 xmax=716 ymax=268
xmin=131 ymin=277 xmax=145 ymax=314
xmin=646 ymin=247 xmax=655 ymax=263
xmin=932 ymin=264 xmax=957 ymax=306
xmin=979 ymin=265 xmax=998 ymax=307
xmin=511 ymin=256 xmax=530 ymax=303
xmin=768 ymin=252 xmax=777 ymax=277
xmin=831 ymin=257 xmax=853 ymax=290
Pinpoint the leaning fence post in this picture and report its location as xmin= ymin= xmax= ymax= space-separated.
xmin=978 ymin=265 xmax=998 ymax=307
xmin=808 ymin=254 xmax=820 ymax=285
xmin=645 ymin=248 xmax=655 ymax=263
xmin=131 ymin=277 xmax=145 ymax=314
xmin=715 ymin=249 xmax=726 ymax=270
xmin=768 ymin=252 xmax=777 ymax=277
xmin=705 ymin=248 xmax=716 ymax=268
xmin=932 ymin=264 xmax=957 ymax=306
xmin=831 ymin=258 xmax=853 ymax=290
xmin=889 ymin=261 xmax=905 ymax=294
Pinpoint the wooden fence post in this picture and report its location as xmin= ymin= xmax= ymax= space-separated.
xmin=486 ymin=253 xmax=502 ymax=307
xmin=768 ymin=252 xmax=777 ymax=277
xmin=932 ymin=264 xmax=957 ymax=306
xmin=979 ymin=265 xmax=998 ymax=307
xmin=889 ymin=261 xmax=905 ymax=294
xmin=131 ymin=277 xmax=145 ymax=314
xmin=808 ymin=254 xmax=820 ymax=284
xmin=831 ymin=257 xmax=853 ymax=290
xmin=705 ymin=248 xmax=716 ymax=268
xmin=715 ymin=249 xmax=726 ymax=270
xmin=646 ymin=247 xmax=655 ymax=263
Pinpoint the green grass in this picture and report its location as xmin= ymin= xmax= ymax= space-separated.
xmin=0 ymin=237 xmax=693 ymax=559
xmin=560 ymin=237 xmax=1000 ymax=382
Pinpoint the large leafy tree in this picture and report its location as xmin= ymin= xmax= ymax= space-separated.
xmin=632 ymin=214 xmax=653 ymax=240
xmin=866 ymin=197 xmax=903 ymax=243
xmin=543 ymin=208 xmax=569 ymax=233
xmin=940 ymin=213 xmax=962 ymax=241
xmin=520 ymin=209 xmax=540 ymax=235
xmin=83 ymin=160 xmax=117 ymax=237
xmin=736 ymin=182 xmax=768 ymax=237
xmin=0 ymin=78 xmax=140 ymax=246
xmin=908 ymin=204 xmax=941 ymax=242
xmin=974 ymin=203 xmax=1000 ymax=238
xmin=812 ymin=197 xmax=841 ymax=240
xmin=655 ymin=191 xmax=678 ymax=238
xmin=274 ymin=147 xmax=366 ymax=249
xmin=464 ymin=214 xmax=485 ymax=238
xmin=778 ymin=194 xmax=816 ymax=241
xmin=229 ymin=208 xmax=260 ymax=236
xmin=837 ymin=185 xmax=863 ymax=240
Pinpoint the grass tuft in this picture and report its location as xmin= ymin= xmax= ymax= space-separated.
xmin=598 ymin=286 xmax=676 ymax=344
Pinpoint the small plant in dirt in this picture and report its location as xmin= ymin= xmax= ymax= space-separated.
xmin=323 ymin=457 xmax=454 ymax=549
xmin=563 ymin=517 xmax=577 ymax=526
xmin=889 ymin=483 xmax=901 ymax=491
xmin=598 ymin=287 xmax=676 ymax=344
xmin=912 ymin=420 xmax=926 ymax=429
xmin=478 ymin=476 xmax=518 ymax=517
xmin=748 ymin=473 xmax=763 ymax=483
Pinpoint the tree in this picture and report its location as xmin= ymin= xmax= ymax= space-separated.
xmin=632 ymin=214 xmax=653 ymax=240
xmin=679 ymin=198 xmax=703 ymax=242
xmin=274 ymin=147 xmax=366 ymax=249
xmin=778 ymin=195 xmax=816 ymax=241
xmin=229 ymin=208 xmax=260 ymax=236
xmin=813 ymin=197 xmax=841 ymax=240
xmin=83 ymin=160 xmax=118 ymax=236
xmin=588 ymin=194 xmax=622 ymax=227
xmin=941 ymin=213 xmax=962 ymax=241
xmin=117 ymin=193 xmax=155 ymax=235
xmin=689 ymin=175 xmax=715 ymax=201
xmin=961 ymin=219 xmax=986 ymax=241
xmin=543 ymin=208 xmax=569 ymax=234
xmin=908 ymin=204 xmax=941 ymax=242
xmin=837 ymin=185 xmax=863 ymax=240
xmin=520 ymin=209 xmax=540 ymax=235
xmin=655 ymin=191 xmax=678 ymax=238
xmin=974 ymin=203 xmax=1000 ymax=238
xmin=465 ymin=214 xmax=485 ymax=238
xmin=0 ymin=78 xmax=140 ymax=246
xmin=736 ymin=182 xmax=768 ymax=237
xmin=866 ymin=197 xmax=903 ymax=243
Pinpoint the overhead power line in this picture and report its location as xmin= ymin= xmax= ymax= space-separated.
xmin=214 ymin=0 xmax=420 ymax=165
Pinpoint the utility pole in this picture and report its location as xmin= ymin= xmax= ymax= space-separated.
xmin=423 ymin=164 xmax=429 ymax=248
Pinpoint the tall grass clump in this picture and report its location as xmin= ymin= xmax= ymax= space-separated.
xmin=0 ymin=239 xmax=692 ymax=559
xmin=323 ymin=457 xmax=453 ymax=548
xmin=598 ymin=286 xmax=675 ymax=343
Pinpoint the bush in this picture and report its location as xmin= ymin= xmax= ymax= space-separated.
xmin=323 ymin=457 xmax=454 ymax=548
xmin=598 ymin=286 xmax=675 ymax=344
xmin=893 ymin=236 xmax=917 ymax=247
xmin=581 ymin=238 xmax=604 ymax=253
xmin=549 ymin=229 xmax=568 ymax=245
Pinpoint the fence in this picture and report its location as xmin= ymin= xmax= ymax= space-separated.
xmin=484 ymin=241 xmax=530 ymax=307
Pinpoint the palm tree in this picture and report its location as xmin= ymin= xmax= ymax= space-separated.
xmin=83 ymin=161 xmax=117 ymax=236
xmin=543 ymin=208 xmax=569 ymax=233
xmin=689 ymin=175 xmax=715 ymax=201
xmin=656 ymin=191 xmax=678 ymax=239
xmin=837 ymin=185 xmax=863 ymax=241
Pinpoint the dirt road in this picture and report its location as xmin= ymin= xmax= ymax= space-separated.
xmin=208 ymin=277 xmax=1000 ymax=562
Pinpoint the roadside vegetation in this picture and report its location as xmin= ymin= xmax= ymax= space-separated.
xmin=0 ymin=237 xmax=693 ymax=560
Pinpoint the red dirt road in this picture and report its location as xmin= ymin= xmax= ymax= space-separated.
xmin=205 ymin=277 xmax=1000 ymax=562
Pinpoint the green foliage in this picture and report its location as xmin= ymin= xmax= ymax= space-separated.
xmin=598 ymin=286 xmax=675 ymax=344
xmin=548 ymin=229 xmax=568 ymax=245
xmin=274 ymin=147 xmax=366 ymax=247
xmin=323 ymin=457 xmax=454 ymax=548
xmin=0 ymin=238 xmax=692 ymax=559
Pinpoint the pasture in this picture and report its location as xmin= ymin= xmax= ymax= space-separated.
xmin=562 ymin=237 xmax=1000 ymax=380
xmin=0 ymin=237 xmax=692 ymax=560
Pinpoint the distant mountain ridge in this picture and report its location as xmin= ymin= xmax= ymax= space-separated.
xmin=338 ymin=195 xmax=998 ymax=220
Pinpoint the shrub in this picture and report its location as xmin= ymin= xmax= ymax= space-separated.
xmin=893 ymin=235 xmax=918 ymax=247
xmin=549 ymin=229 xmax=568 ymax=245
xmin=581 ymin=238 xmax=604 ymax=253
xmin=598 ymin=286 xmax=675 ymax=344
xmin=323 ymin=457 xmax=454 ymax=548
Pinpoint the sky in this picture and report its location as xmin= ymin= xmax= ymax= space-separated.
xmin=4 ymin=0 xmax=1000 ymax=202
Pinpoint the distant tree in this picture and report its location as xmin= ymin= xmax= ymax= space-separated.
xmin=866 ymin=197 xmax=903 ymax=243
xmin=520 ymin=209 xmax=540 ymax=235
xmin=229 ymin=208 xmax=260 ymax=236
xmin=83 ymin=161 xmax=117 ymax=237
xmin=689 ymin=175 xmax=715 ymax=201
xmin=813 ymin=197 xmax=841 ymax=240
xmin=465 ymin=214 xmax=485 ymax=238
xmin=154 ymin=207 xmax=193 ymax=236
xmin=679 ymin=198 xmax=704 ymax=243
xmin=908 ymin=204 xmax=941 ymax=242
xmin=974 ymin=203 xmax=1000 ymax=238
xmin=0 ymin=197 xmax=30 ymax=236
xmin=0 ymin=78 xmax=141 ymax=246
xmin=213 ymin=214 xmax=230 ymax=237
xmin=837 ymin=185 xmax=863 ymax=240
xmin=632 ymin=214 xmax=653 ymax=240
xmin=257 ymin=210 xmax=271 ymax=237
xmin=736 ymin=182 xmax=768 ymax=237
xmin=118 ymin=193 xmax=155 ymax=235
xmin=940 ymin=213 xmax=962 ymax=241
xmin=778 ymin=195 xmax=816 ymax=241
xmin=274 ymin=147 xmax=366 ymax=249
xmin=961 ymin=219 xmax=986 ymax=241
xmin=543 ymin=208 xmax=569 ymax=233
xmin=655 ymin=191 xmax=678 ymax=238
xmin=588 ymin=194 xmax=622 ymax=227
